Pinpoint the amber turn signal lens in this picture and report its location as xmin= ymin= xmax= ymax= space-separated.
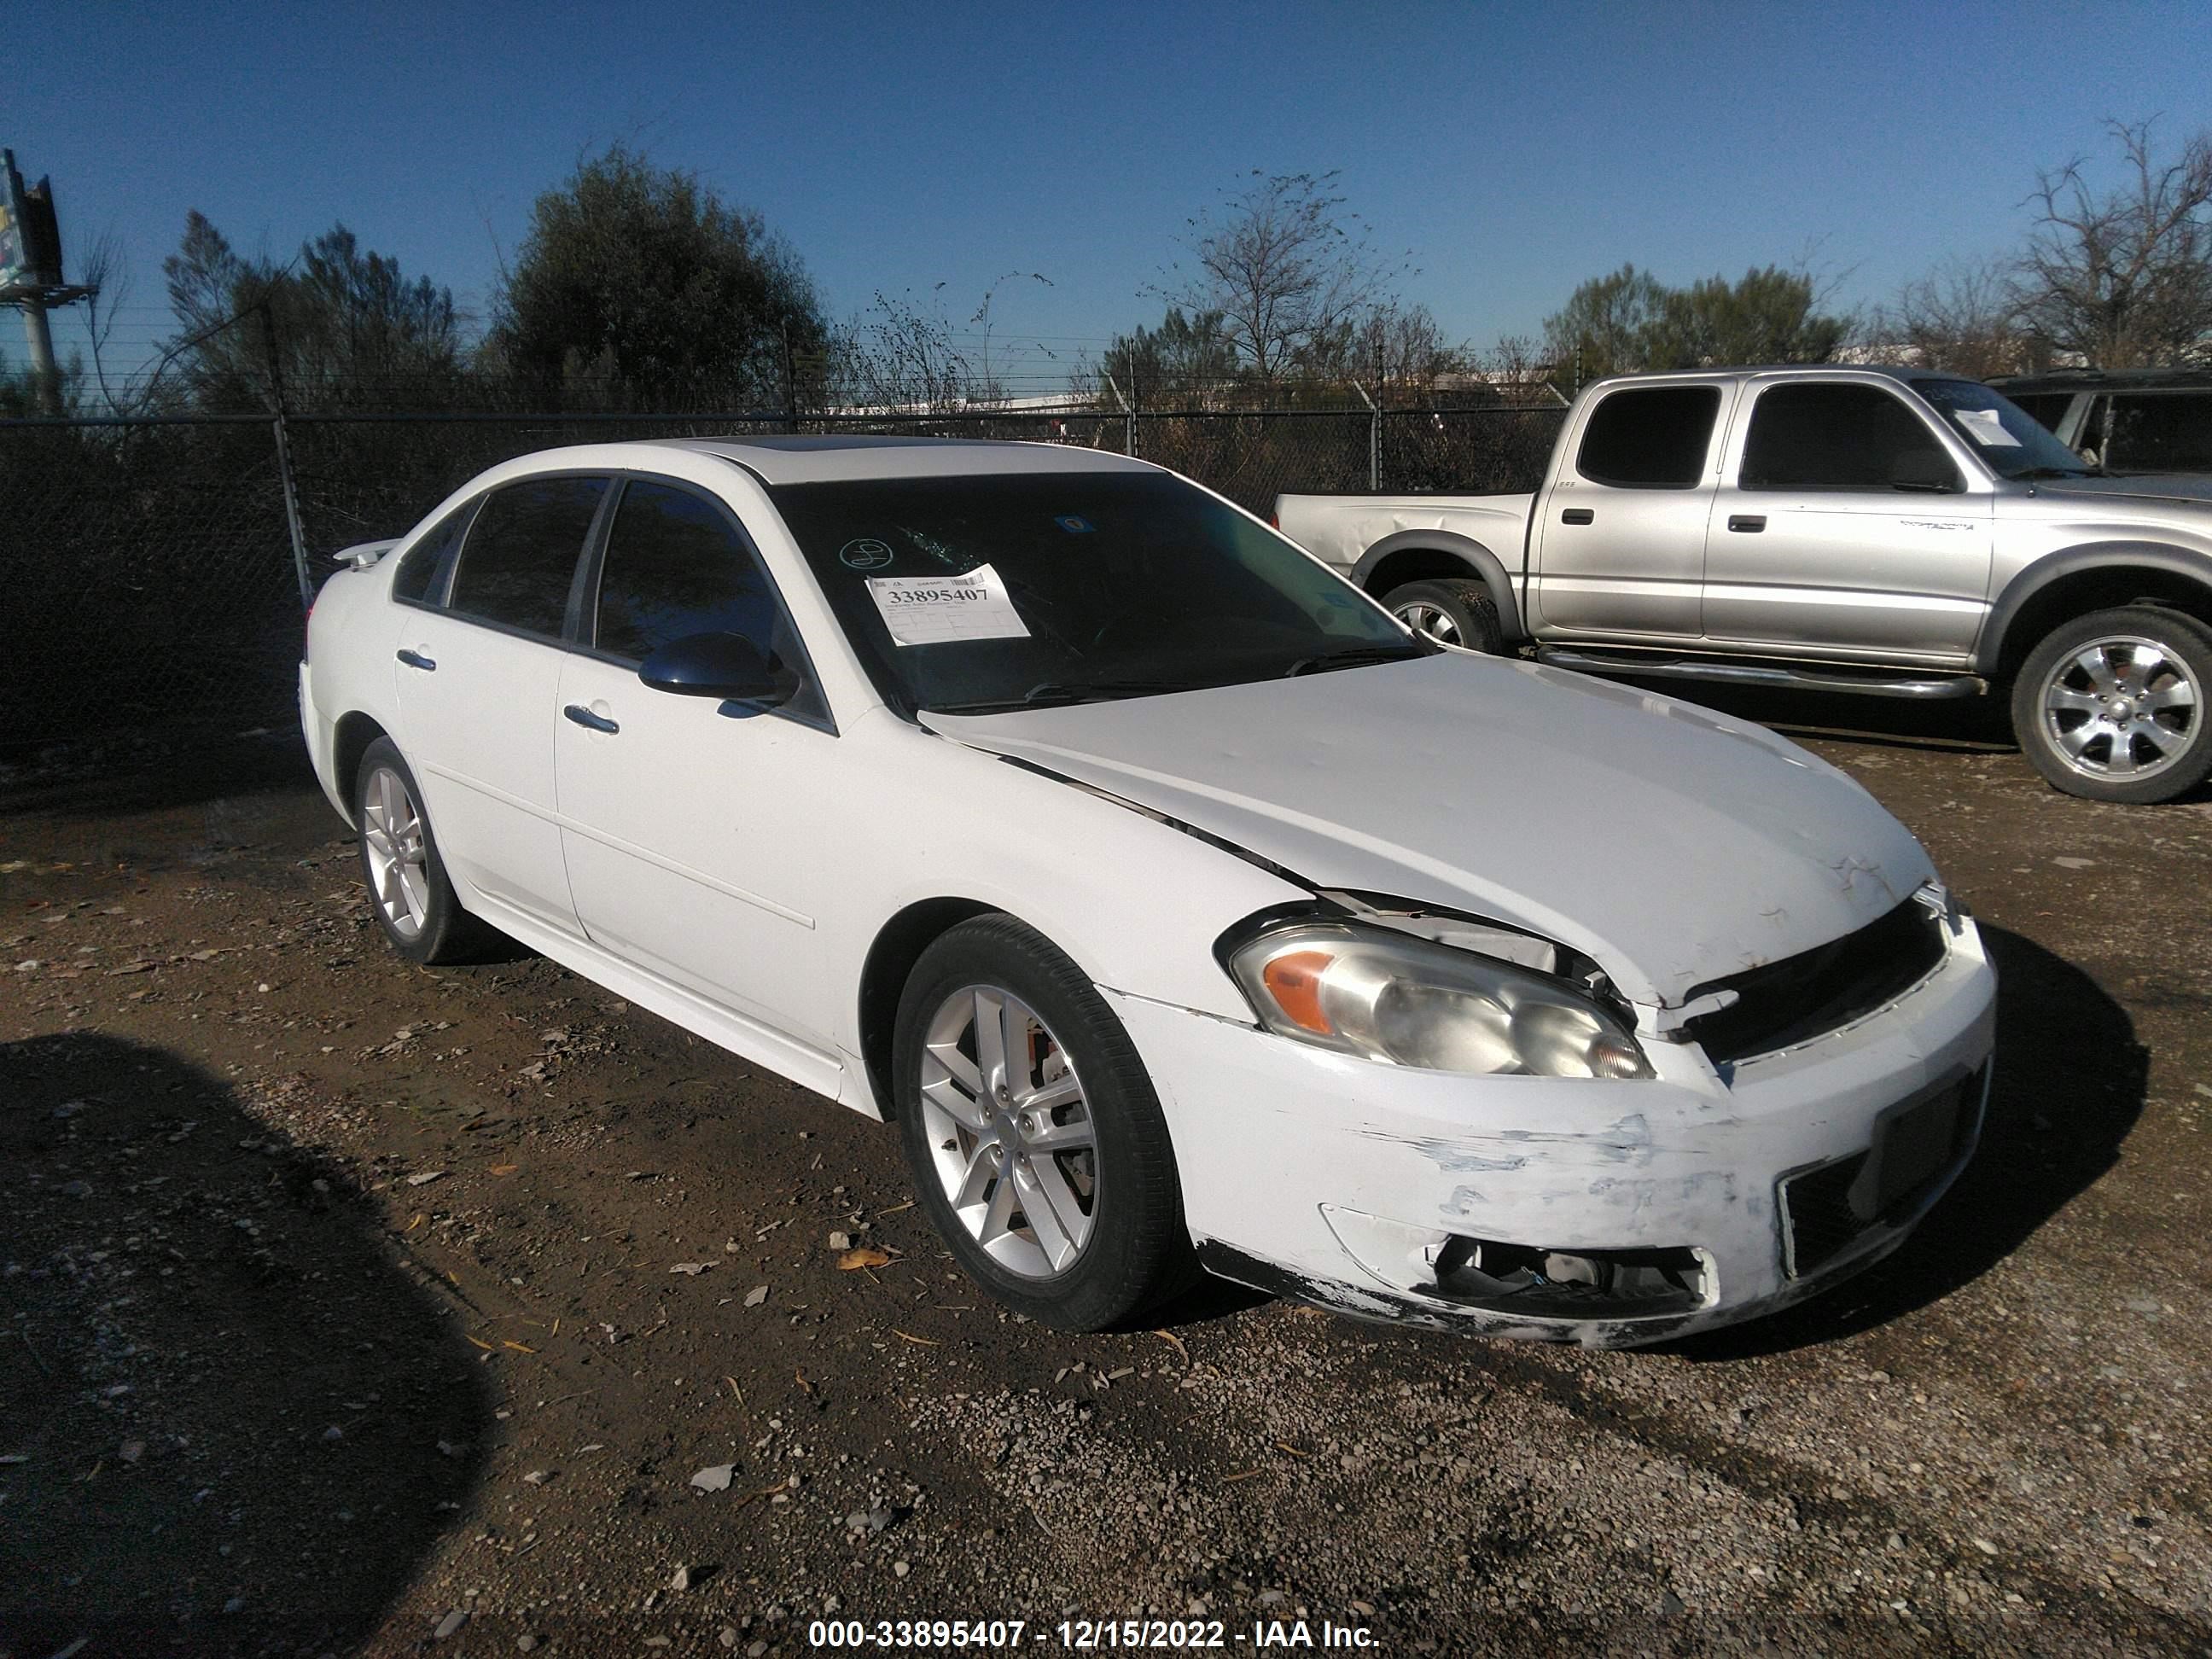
xmin=1260 ymin=950 xmax=1337 ymax=1034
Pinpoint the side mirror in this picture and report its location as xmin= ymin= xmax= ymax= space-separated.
xmin=638 ymin=632 xmax=786 ymax=704
xmin=1890 ymin=451 xmax=1959 ymax=493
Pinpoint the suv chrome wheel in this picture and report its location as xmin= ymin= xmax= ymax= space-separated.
xmin=361 ymin=765 xmax=430 ymax=940
xmin=917 ymin=983 xmax=1097 ymax=1279
xmin=2038 ymin=634 xmax=2201 ymax=783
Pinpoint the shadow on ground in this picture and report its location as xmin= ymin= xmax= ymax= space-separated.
xmin=1674 ymin=924 xmax=2148 ymax=1360
xmin=0 ymin=1033 xmax=495 ymax=1654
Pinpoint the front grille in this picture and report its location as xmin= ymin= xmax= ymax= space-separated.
xmin=1685 ymin=896 xmax=1947 ymax=1065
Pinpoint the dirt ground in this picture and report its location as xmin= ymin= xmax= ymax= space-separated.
xmin=3 ymin=698 xmax=2209 ymax=1658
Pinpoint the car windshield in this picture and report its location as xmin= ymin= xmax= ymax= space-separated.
xmin=1914 ymin=380 xmax=2095 ymax=479
xmin=769 ymin=469 xmax=1425 ymax=714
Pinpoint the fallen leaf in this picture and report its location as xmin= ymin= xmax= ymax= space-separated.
xmin=876 ymin=1200 xmax=916 ymax=1214
xmin=725 ymin=1377 xmax=743 ymax=1403
xmin=893 ymin=1330 xmax=939 ymax=1347
xmin=690 ymin=1463 xmax=736 ymax=1493
xmin=795 ymin=1368 xmax=815 ymax=1400
xmin=1221 ymin=1469 xmax=1266 ymax=1483
xmin=743 ymin=1284 xmax=769 ymax=1307
xmin=1152 ymin=1330 xmax=1190 ymax=1363
xmin=489 ymin=1164 xmax=520 ymax=1176
xmin=503 ymin=1341 xmax=537 ymax=1354
xmin=837 ymin=1246 xmax=893 ymax=1271
xmin=668 ymin=1262 xmax=713 ymax=1276
xmin=465 ymin=1336 xmax=494 ymax=1352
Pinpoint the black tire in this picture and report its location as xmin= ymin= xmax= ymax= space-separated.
xmin=352 ymin=736 xmax=495 ymax=963
xmin=2009 ymin=606 xmax=2212 ymax=804
xmin=1382 ymin=577 xmax=1505 ymax=654
xmin=891 ymin=915 xmax=1196 ymax=1331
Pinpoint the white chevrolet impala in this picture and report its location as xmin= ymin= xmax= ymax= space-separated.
xmin=300 ymin=437 xmax=1996 ymax=1345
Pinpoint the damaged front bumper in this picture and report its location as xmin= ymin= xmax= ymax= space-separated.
xmin=1107 ymin=914 xmax=1995 ymax=1348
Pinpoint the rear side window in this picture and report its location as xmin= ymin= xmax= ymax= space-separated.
xmin=1575 ymin=386 xmax=1723 ymax=488
xmin=1739 ymin=383 xmax=1959 ymax=492
xmin=2005 ymin=392 xmax=2077 ymax=434
xmin=391 ymin=496 xmax=480 ymax=605
xmin=2104 ymin=393 xmax=2212 ymax=473
xmin=592 ymin=480 xmax=828 ymax=723
xmin=448 ymin=476 xmax=609 ymax=638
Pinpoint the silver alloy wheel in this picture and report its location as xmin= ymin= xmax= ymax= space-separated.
xmin=1395 ymin=599 xmax=1463 ymax=647
xmin=917 ymin=984 xmax=1098 ymax=1279
xmin=2039 ymin=633 xmax=2202 ymax=782
xmin=361 ymin=765 xmax=431 ymax=940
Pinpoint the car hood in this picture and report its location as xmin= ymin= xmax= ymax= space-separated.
xmin=922 ymin=653 xmax=1935 ymax=1009
xmin=2035 ymin=473 xmax=2212 ymax=508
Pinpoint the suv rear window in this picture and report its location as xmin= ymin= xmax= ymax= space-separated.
xmin=1575 ymin=386 xmax=1723 ymax=488
xmin=447 ymin=476 xmax=609 ymax=639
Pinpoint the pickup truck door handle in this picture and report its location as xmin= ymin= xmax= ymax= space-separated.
xmin=1727 ymin=515 xmax=1767 ymax=533
xmin=563 ymin=704 xmax=620 ymax=735
xmin=395 ymin=649 xmax=437 ymax=671
xmin=1560 ymin=507 xmax=1594 ymax=526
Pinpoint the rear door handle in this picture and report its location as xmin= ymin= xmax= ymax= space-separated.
xmin=396 ymin=649 xmax=436 ymax=671
xmin=563 ymin=704 xmax=619 ymax=735
xmin=1560 ymin=507 xmax=1594 ymax=526
xmin=1727 ymin=515 xmax=1767 ymax=533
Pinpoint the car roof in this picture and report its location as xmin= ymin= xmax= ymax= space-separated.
xmin=638 ymin=434 xmax=1156 ymax=486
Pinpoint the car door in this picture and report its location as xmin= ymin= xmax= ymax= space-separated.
xmin=1527 ymin=381 xmax=1728 ymax=638
xmin=553 ymin=475 xmax=845 ymax=1068
xmin=1703 ymin=381 xmax=1992 ymax=661
xmin=392 ymin=473 xmax=610 ymax=932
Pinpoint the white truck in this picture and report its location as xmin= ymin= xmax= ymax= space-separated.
xmin=1275 ymin=364 xmax=2212 ymax=803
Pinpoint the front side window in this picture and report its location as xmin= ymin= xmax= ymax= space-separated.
xmin=592 ymin=480 xmax=827 ymax=723
xmin=1740 ymin=383 xmax=1961 ymax=491
xmin=447 ymin=475 xmax=609 ymax=637
xmin=2103 ymin=392 xmax=2212 ymax=474
xmin=770 ymin=470 xmax=1423 ymax=716
xmin=1913 ymin=379 xmax=2093 ymax=480
xmin=391 ymin=496 xmax=480 ymax=605
xmin=1575 ymin=386 xmax=1723 ymax=488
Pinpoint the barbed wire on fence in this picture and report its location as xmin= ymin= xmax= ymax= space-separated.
xmin=0 ymin=402 xmax=1565 ymax=748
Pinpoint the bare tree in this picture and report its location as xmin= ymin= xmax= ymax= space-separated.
xmin=75 ymin=230 xmax=134 ymax=414
xmin=2017 ymin=117 xmax=2212 ymax=368
xmin=1151 ymin=171 xmax=1411 ymax=381
xmin=1877 ymin=255 xmax=2029 ymax=377
xmin=832 ymin=287 xmax=981 ymax=411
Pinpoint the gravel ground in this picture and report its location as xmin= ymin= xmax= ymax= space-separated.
xmin=2 ymin=708 xmax=2208 ymax=1657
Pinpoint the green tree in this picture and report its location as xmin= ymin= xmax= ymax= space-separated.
xmin=1090 ymin=306 xmax=1242 ymax=404
xmin=492 ymin=146 xmax=829 ymax=409
xmin=159 ymin=212 xmax=462 ymax=410
xmin=1540 ymin=265 xmax=1664 ymax=382
xmin=1542 ymin=263 xmax=1846 ymax=379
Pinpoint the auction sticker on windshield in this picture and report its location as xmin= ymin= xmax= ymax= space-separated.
xmin=865 ymin=562 xmax=1032 ymax=646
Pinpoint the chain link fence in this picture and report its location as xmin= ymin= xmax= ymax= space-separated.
xmin=0 ymin=401 xmax=1566 ymax=748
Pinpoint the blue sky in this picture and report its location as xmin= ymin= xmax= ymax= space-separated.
xmin=12 ymin=0 xmax=2212 ymax=392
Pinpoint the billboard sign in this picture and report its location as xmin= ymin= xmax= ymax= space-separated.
xmin=0 ymin=149 xmax=63 ymax=294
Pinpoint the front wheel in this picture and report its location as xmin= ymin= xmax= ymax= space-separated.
xmin=1382 ymin=578 xmax=1505 ymax=653
xmin=891 ymin=916 xmax=1195 ymax=1331
xmin=2010 ymin=607 xmax=2212 ymax=804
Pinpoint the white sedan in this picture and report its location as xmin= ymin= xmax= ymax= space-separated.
xmin=301 ymin=437 xmax=1996 ymax=1345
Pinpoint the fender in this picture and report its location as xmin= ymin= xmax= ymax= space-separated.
xmin=1976 ymin=540 xmax=2212 ymax=674
xmin=1349 ymin=529 xmax=1526 ymax=640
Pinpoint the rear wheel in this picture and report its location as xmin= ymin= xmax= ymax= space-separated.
xmin=2010 ymin=606 xmax=2212 ymax=803
xmin=1382 ymin=578 xmax=1505 ymax=653
xmin=354 ymin=737 xmax=494 ymax=963
xmin=892 ymin=916 xmax=1195 ymax=1331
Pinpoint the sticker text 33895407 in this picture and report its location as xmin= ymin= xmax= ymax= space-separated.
xmin=864 ymin=562 xmax=1032 ymax=646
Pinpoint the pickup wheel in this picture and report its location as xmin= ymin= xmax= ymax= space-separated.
xmin=2011 ymin=606 xmax=2212 ymax=804
xmin=1382 ymin=578 xmax=1504 ymax=654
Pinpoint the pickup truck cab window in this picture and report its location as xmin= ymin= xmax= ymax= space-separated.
xmin=391 ymin=495 xmax=480 ymax=607
xmin=1575 ymin=386 xmax=1723 ymax=488
xmin=447 ymin=475 xmax=611 ymax=639
xmin=591 ymin=478 xmax=830 ymax=725
xmin=1739 ymin=382 xmax=1961 ymax=492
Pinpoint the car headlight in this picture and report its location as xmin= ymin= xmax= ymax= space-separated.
xmin=1225 ymin=921 xmax=1652 ymax=1080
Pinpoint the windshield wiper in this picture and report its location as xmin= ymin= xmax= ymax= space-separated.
xmin=1283 ymin=643 xmax=1430 ymax=677
xmin=924 ymin=678 xmax=1203 ymax=715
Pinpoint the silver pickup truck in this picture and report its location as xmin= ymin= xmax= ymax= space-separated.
xmin=1275 ymin=364 xmax=2212 ymax=803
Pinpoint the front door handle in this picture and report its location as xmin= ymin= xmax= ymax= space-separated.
xmin=563 ymin=704 xmax=620 ymax=735
xmin=1560 ymin=507 xmax=1594 ymax=526
xmin=1727 ymin=515 xmax=1767 ymax=533
xmin=396 ymin=648 xmax=437 ymax=672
